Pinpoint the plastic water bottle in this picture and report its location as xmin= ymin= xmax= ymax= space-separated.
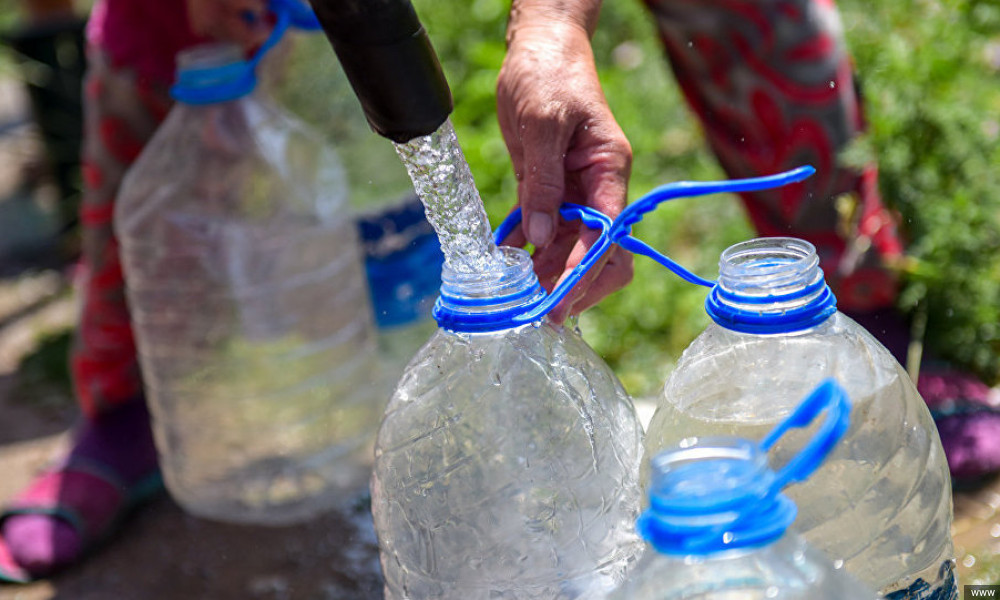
xmin=611 ymin=380 xmax=879 ymax=600
xmin=371 ymin=207 xmax=644 ymax=599
xmin=605 ymin=169 xmax=956 ymax=599
xmin=639 ymin=237 xmax=955 ymax=598
xmin=116 ymin=33 xmax=382 ymax=524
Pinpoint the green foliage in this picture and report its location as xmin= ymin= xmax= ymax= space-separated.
xmin=840 ymin=0 xmax=1000 ymax=383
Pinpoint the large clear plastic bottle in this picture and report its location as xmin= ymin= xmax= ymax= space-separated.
xmin=115 ymin=43 xmax=381 ymax=525
xmin=612 ymin=380 xmax=879 ymax=600
xmin=371 ymin=237 xmax=644 ymax=599
xmin=641 ymin=237 xmax=955 ymax=598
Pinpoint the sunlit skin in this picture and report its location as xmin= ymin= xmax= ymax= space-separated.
xmin=498 ymin=0 xmax=634 ymax=323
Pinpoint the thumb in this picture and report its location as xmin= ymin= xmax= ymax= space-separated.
xmin=518 ymin=117 xmax=573 ymax=248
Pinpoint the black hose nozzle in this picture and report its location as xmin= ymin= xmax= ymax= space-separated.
xmin=306 ymin=0 xmax=453 ymax=143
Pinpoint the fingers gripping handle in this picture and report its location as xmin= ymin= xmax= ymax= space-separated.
xmin=493 ymin=204 xmax=614 ymax=325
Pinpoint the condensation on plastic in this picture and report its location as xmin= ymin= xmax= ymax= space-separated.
xmin=642 ymin=239 xmax=956 ymax=598
xmin=116 ymin=46 xmax=381 ymax=525
xmin=371 ymin=247 xmax=644 ymax=600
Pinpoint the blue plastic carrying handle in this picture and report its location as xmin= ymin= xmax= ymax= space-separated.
xmin=637 ymin=378 xmax=851 ymax=555
xmin=493 ymin=203 xmax=614 ymax=325
xmin=609 ymin=166 xmax=817 ymax=288
xmin=171 ymin=0 xmax=321 ymax=104
xmin=759 ymin=378 xmax=851 ymax=493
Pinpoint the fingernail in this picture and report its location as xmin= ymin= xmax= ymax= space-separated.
xmin=527 ymin=212 xmax=552 ymax=247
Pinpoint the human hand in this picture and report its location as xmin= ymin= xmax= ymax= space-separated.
xmin=186 ymin=0 xmax=271 ymax=50
xmin=497 ymin=17 xmax=633 ymax=323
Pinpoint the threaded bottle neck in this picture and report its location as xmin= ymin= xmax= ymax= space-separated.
xmin=433 ymin=247 xmax=546 ymax=333
xmin=706 ymin=238 xmax=837 ymax=334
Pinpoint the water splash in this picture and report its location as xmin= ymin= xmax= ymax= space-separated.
xmin=394 ymin=120 xmax=504 ymax=274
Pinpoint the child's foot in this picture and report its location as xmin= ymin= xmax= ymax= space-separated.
xmin=846 ymin=308 xmax=1000 ymax=484
xmin=0 ymin=400 xmax=161 ymax=581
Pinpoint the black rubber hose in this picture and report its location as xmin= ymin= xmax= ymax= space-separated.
xmin=306 ymin=0 xmax=453 ymax=143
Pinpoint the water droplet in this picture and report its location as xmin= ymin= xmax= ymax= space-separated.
xmin=722 ymin=532 xmax=735 ymax=544
xmin=829 ymin=80 xmax=836 ymax=88
xmin=833 ymin=559 xmax=845 ymax=569
xmin=963 ymin=554 xmax=977 ymax=568
xmin=991 ymin=523 xmax=1000 ymax=538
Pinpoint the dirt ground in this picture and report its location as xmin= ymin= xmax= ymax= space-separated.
xmin=1 ymin=76 xmax=998 ymax=600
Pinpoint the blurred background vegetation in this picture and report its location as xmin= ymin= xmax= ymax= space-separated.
xmin=1 ymin=0 xmax=998 ymax=396
xmin=279 ymin=0 xmax=1000 ymax=396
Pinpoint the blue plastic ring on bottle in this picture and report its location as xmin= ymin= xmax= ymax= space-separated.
xmin=705 ymin=281 xmax=839 ymax=334
xmin=171 ymin=0 xmax=320 ymax=104
xmin=431 ymin=204 xmax=613 ymax=333
xmin=606 ymin=166 xmax=844 ymax=334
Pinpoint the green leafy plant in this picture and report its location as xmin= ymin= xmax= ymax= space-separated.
xmin=841 ymin=0 xmax=1000 ymax=383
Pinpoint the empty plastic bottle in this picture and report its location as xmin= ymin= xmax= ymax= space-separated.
xmin=116 ymin=7 xmax=382 ymax=525
xmin=611 ymin=379 xmax=879 ymax=600
xmin=608 ymin=169 xmax=956 ymax=599
xmin=371 ymin=206 xmax=644 ymax=599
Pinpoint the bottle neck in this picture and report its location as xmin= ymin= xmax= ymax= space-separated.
xmin=432 ymin=247 xmax=547 ymax=333
xmin=706 ymin=237 xmax=837 ymax=334
xmin=171 ymin=44 xmax=257 ymax=105
xmin=639 ymin=438 xmax=795 ymax=556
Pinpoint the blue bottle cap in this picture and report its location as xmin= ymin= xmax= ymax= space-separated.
xmin=638 ymin=379 xmax=851 ymax=555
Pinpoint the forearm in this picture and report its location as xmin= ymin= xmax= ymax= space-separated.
xmin=507 ymin=0 xmax=603 ymax=45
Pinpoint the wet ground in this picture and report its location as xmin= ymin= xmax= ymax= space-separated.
xmin=0 ymin=77 xmax=997 ymax=600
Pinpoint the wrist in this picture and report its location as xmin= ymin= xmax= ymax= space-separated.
xmin=507 ymin=0 xmax=602 ymax=46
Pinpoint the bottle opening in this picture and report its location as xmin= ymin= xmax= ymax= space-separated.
xmin=433 ymin=247 xmax=547 ymax=332
xmin=177 ymin=43 xmax=244 ymax=72
xmin=639 ymin=438 xmax=795 ymax=556
xmin=706 ymin=237 xmax=837 ymax=334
